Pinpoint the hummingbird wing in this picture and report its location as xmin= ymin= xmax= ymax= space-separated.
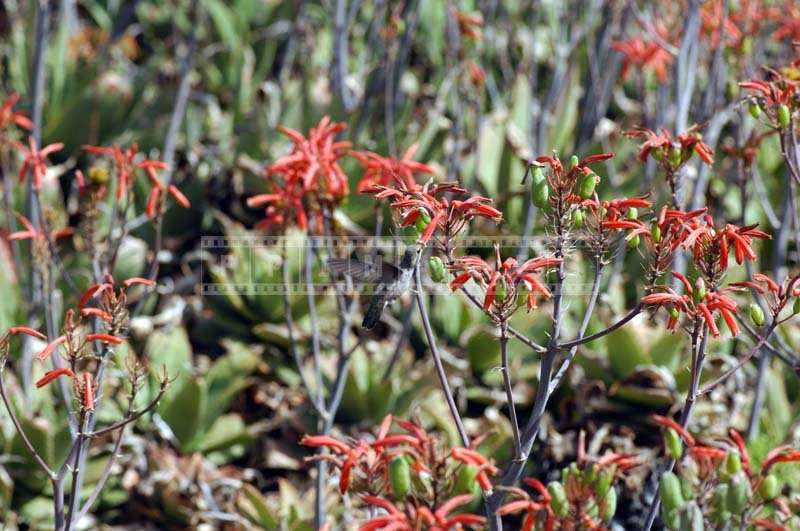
xmin=327 ymin=258 xmax=400 ymax=283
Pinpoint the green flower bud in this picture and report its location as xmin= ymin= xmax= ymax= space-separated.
xmin=661 ymin=505 xmax=680 ymax=531
xmin=572 ymin=208 xmax=585 ymax=229
xmin=660 ymin=472 xmax=683 ymax=513
xmin=725 ymin=452 xmax=742 ymax=478
xmin=793 ymin=296 xmax=800 ymax=315
xmin=570 ymin=155 xmax=579 ymax=169
xmin=532 ymin=180 xmax=550 ymax=209
xmin=627 ymin=233 xmax=640 ymax=250
xmin=748 ymin=303 xmax=765 ymax=327
xmin=778 ymin=104 xmax=791 ymax=129
xmin=651 ymin=223 xmax=662 ymax=244
xmin=494 ymin=279 xmax=507 ymax=304
xmin=585 ymin=463 xmax=598 ymax=483
xmin=665 ymin=428 xmax=683 ymax=460
xmin=712 ymin=484 xmax=730 ymax=525
xmin=680 ymin=475 xmax=695 ymax=501
xmin=693 ymin=278 xmax=706 ymax=303
xmin=577 ymin=172 xmax=598 ymax=200
xmin=594 ymin=467 xmax=614 ymax=498
xmin=669 ymin=145 xmax=682 ymax=168
xmin=626 ymin=207 xmax=639 ymax=220
xmin=668 ymin=306 xmax=680 ymax=319
xmin=749 ymin=101 xmax=762 ymax=120
xmin=601 ymin=486 xmax=617 ymax=523
xmin=428 ymin=256 xmax=446 ymax=283
xmin=548 ymin=481 xmax=569 ymax=518
xmin=726 ymin=473 xmax=749 ymax=515
xmin=741 ymin=36 xmax=753 ymax=55
xmin=679 ymin=502 xmax=704 ymax=531
xmin=414 ymin=209 xmax=432 ymax=234
xmin=389 ymin=457 xmax=411 ymax=500
xmin=759 ymin=474 xmax=780 ymax=501
xmin=453 ymin=464 xmax=479 ymax=495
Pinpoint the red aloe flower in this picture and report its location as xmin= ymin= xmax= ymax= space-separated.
xmin=82 ymin=372 xmax=95 ymax=411
xmin=83 ymin=144 xmax=177 ymax=205
xmin=15 ymin=137 xmax=64 ymax=190
xmin=0 ymin=93 xmax=33 ymax=131
xmin=122 ymin=277 xmax=156 ymax=289
xmin=86 ymin=333 xmax=123 ymax=345
xmin=35 ymin=367 xmax=75 ymax=388
xmin=417 ymin=494 xmax=486 ymax=529
xmin=611 ymin=36 xmax=673 ymax=82
xmin=700 ymin=0 xmax=745 ymax=49
xmin=267 ymin=116 xmax=351 ymax=198
xmin=8 ymin=213 xmax=74 ymax=242
xmin=625 ymin=125 xmax=714 ymax=167
xmin=450 ymin=247 xmax=560 ymax=313
xmin=247 ymin=179 xmax=310 ymax=232
xmin=728 ymin=429 xmax=752 ymax=476
xmin=497 ymin=484 xmax=550 ymax=531
xmin=79 ymin=275 xmax=156 ymax=310
xmin=365 ymin=180 xmax=502 ymax=246
xmin=352 ymin=143 xmax=435 ymax=193
xmin=37 ymin=335 xmax=68 ymax=361
xmin=301 ymin=419 xmax=420 ymax=494
xmin=8 ymin=326 xmax=47 ymax=340
xmin=454 ymin=9 xmax=483 ymax=41
xmin=762 ymin=446 xmax=800 ymax=472
xmin=739 ymin=75 xmax=798 ymax=107
xmin=360 ymin=496 xmax=409 ymax=531
xmin=80 ymin=308 xmax=113 ymax=322
xmin=770 ymin=2 xmax=800 ymax=41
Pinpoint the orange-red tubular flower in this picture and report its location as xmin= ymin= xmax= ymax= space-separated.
xmin=652 ymin=414 xmax=696 ymax=446
xmin=123 ymin=277 xmax=156 ymax=289
xmin=0 ymin=93 xmax=33 ymax=131
xmin=83 ymin=372 xmax=94 ymax=411
xmin=86 ymin=333 xmax=123 ymax=345
xmin=80 ymin=308 xmax=113 ymax=322
xmin=299 ymin=434 xmax=351 ymax=454
xmin=168 ymin=185 xmax=191 ymax=209
xmin=35 ymin=367 xmax=75 ymax=388
xmin=8 ymin=326 xmax=47 ymax=340
xmin=38 ymin=336 xmax=68 ymax=361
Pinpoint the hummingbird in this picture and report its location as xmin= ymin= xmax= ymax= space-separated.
xmin=328 ymin=245 xmax=422 ymax=329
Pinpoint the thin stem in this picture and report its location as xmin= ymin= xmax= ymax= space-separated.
xmin=65 ymin=411 xmax=88 ymax=530
xmin=697 ymin=323 xmax=778 ymax=397
xmin=76 ymin=403 xmax=132 ymax=521
xmin=549 ymin=257 xmax=604 ymax=393
xmin=556 ymin=303 xmax=643 ymax=350
xmin=487 ymin=231 xmax=568 ymax=514
xmin=414 ymin=260 xmax=470 ymax=447
xmin=133 ymin=0 xmax=197 ymax=317
xmin=281 ymin=242 xmax=326 ymax=420
xmin=0 ymin=360 xmax=55 ymax=479
xmin=88 ymin=384 xmax=168 ymax=438
xmin=499 ymin=320 xmax=521 ymax=458
xmin=304 ymin=233 xmax=325 ymax=412
xmin=642 ymin=319 xmax=707 ymax=530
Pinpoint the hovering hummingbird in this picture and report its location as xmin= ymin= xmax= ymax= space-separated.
xmin=328 ymin=245 xmax=423 ymax=329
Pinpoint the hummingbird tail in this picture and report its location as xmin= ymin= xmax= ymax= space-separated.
xmin=362 ymin=294 xmax=388 ymax=329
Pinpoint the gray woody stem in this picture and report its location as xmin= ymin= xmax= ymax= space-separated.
xmin=414 ymin=259 xmax=470 ymax=447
